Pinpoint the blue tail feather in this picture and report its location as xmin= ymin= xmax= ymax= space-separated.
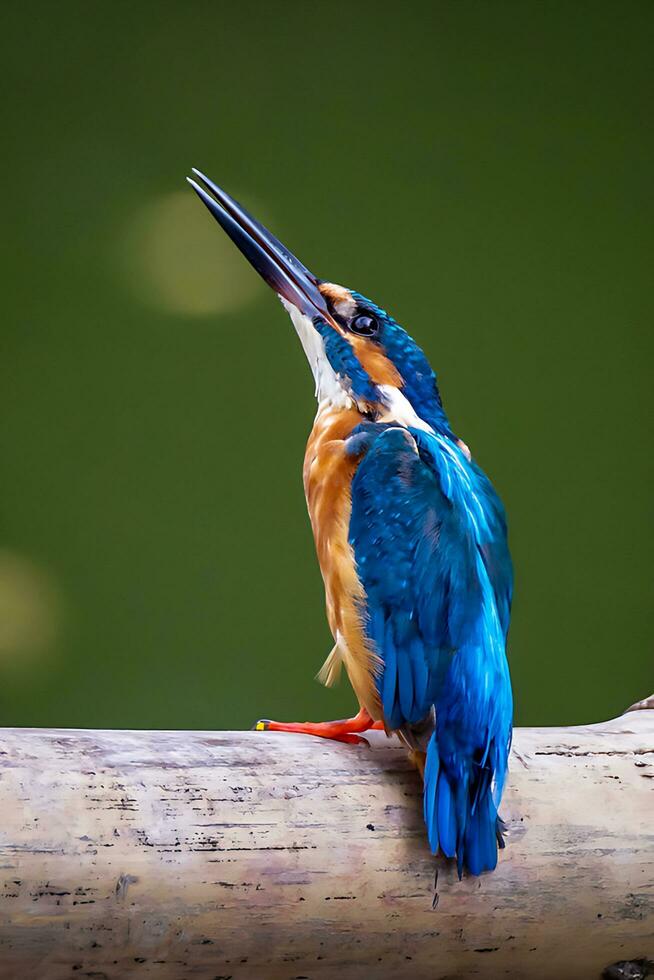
xmin=423 ymin=734 xmax=439 ymax=846
xmin=464 ymin=791 xmax=499 ymax=875
xmin=435 ymin=760 xmax=457 ymax=858
xmin=423 ymin=561 xmax=512 ymax=876
xmin=424 ymin=731 xmax=504 ymax=877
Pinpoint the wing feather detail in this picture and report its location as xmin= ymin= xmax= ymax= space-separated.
xmin=347 ymin=423 xmax=512 ymax=731
xmin=348 ymin=426 xmax=456 ymax=727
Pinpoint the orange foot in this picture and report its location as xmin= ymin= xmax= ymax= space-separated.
xmin=254 ymin=707 xmax=384 ymax=744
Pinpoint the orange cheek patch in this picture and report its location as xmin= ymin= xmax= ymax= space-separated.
xmin=316 ymin=281 xmax=403 ymax=390
xmin=350 ymin=336 xmax=403 ymax=388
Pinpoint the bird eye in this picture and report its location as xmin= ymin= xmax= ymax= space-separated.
xmin=350 ymin=313 xmax=378 ymax=337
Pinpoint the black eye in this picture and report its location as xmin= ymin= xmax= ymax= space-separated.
xmin=350 ymin=313 xmax=378 ymax=336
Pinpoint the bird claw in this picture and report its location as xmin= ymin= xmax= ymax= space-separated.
xmin=251 ymin=710 xmax=376 ymax=745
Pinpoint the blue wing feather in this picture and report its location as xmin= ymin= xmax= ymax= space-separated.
xmin=349 ymin=426 xmax=455 ymax=722
xmin=347 ymin=423 xmax=513 ymax=876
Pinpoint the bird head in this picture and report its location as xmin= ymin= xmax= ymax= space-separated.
xmin=187 ymin=170 xmax=452 ymax=436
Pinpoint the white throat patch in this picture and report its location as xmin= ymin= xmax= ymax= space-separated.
xmin=281 ymin=300 xmax=352 ymax=410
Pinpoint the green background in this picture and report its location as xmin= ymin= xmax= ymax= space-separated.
xmin=1 ymin=1 xmax=651 ymax=731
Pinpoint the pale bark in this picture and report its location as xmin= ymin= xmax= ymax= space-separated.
xmin=0 ymin=702 xmax=652 ymax=980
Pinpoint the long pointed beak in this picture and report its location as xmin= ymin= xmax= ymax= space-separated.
xmin=186 ymin=169 xmax=338 ymax=329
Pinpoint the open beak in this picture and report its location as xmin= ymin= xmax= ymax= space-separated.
xmin=186 ymin=168 xmax=338 ymax=329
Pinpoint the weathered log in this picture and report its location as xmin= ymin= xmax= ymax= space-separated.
xmin=0 ymin=702 xmax=652 ymax=980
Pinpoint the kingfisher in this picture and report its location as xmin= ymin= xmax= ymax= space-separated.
xmin=187 ymin=169 xmax=514 ymax=876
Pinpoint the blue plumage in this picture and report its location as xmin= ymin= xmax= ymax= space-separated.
xmin=314 ymin=318 xmax=381 ymax=403
xmin=349 ymin=423 xmax=512 ymax=875
xmin=345 ymin=306 xmax=513 ymax=877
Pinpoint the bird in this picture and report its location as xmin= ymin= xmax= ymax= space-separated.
xmin=187 ymin=169 xmax=514 ymax=876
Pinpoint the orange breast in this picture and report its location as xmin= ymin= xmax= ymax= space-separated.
xmin=303 ymin=407 xmax=381 ymax=718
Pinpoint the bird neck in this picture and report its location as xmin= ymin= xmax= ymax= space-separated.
xmin=312 ymin=385 xmax=455 ymax=447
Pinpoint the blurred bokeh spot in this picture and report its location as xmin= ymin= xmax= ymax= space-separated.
xmin=0 ymin=551 xmax=63 ymax=667
xmin=122 ymin=189 xmax=265 ymax=316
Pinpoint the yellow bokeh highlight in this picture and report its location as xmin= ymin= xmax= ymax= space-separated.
xmin=0 ymin=550 xmax=63 ymax=666
xmin=122 ymin=189 xmax=265 ymax=317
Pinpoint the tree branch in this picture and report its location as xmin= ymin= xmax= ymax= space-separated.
xmin=0 ymin=701 xmax=652 ymax=979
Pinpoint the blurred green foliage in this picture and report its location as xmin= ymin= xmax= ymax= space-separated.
xmin=1 ymin=0 xmax=652 ymax=730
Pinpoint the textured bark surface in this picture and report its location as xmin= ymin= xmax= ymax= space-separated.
xmin=0 ymin=705 xmax=652 ymax=980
